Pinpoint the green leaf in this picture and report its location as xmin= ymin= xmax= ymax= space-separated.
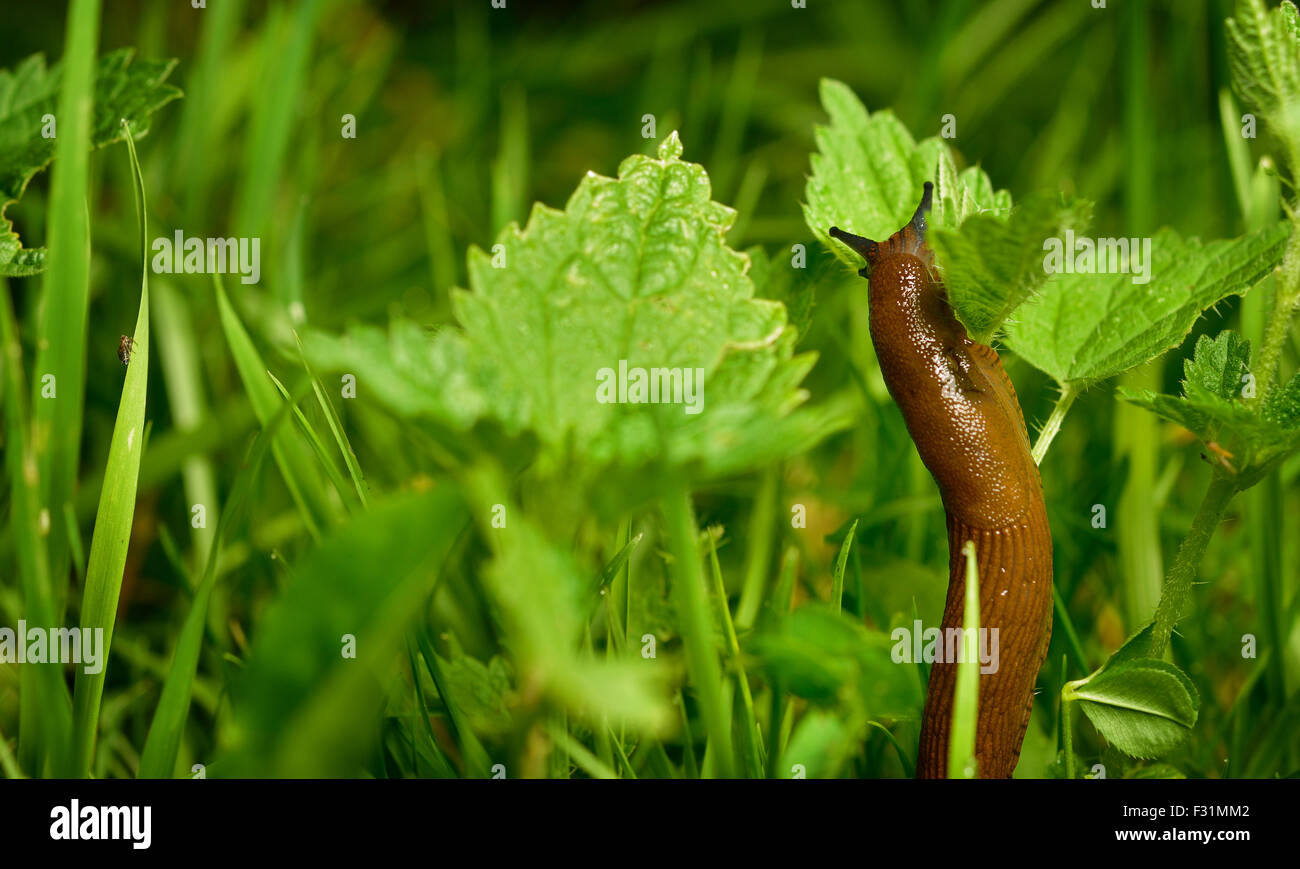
xmin=69 ymin=121 xmax=151 ymax=777
xmin=478 ymin=513 xmax=672 ymax=733
xmin=802 ymin=77 xmax=1011 ymax=270
xmin=1005 ymin=222 xmax=1290 ymax=386
xmin=1067 ymin=658 xmax=1200 ymax=760
xmin=306 ymin=133 xmax=850 ymax=485
xmin=222 ymin=488 xmax=467 ymax=777
xmin=1120 ymin=330 xmax=1300 ymax=475
xmin=1227 ymin=0 xmax=1300 ymax=153
xmin=829 ymin=518 xmax=857 ymax=613
xmin=748 ymin=603 xmax=921 ymax=717
xmin=0 ymin=48 xmax=181 ymax=275
xmin=435 ymin=652 xmax=515 ymax=736
xmin=1102 ymin=623 xmax=1158 ymax=670
xmin=929 ymin=192 xmax=1093 ymax=343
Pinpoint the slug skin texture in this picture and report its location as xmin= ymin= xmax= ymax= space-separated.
xmin=830 ymin=184 xmax=1053 ymax=778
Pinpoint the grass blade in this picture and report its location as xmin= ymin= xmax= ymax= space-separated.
xmin=213 ymin=272 xmax=337 ymax=538
xmin=1 ymin=281 xmax=73 ymax=776
xmin=947 ymin=540 xmax=980 ymax=779
xmin=69 ymin=120 xmax=149 ymax=778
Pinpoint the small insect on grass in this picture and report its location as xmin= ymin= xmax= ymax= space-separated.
xmin=118 ymin=334 xmax=135 ymax=365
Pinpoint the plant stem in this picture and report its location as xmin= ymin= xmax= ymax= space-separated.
xmin=1148 ymin=475 xmax=1238 ymax=656
xmin=662 ymin=482 xmax=734 ymax=778
xmin=735 ymin=465 xmax=778 ymax=630
xmin=1253 ymin=223 xmax=1300 ymax=401
xmin=1061 ymin=682 xmax=1079 ymax=780
xmin=1031 ymin=382 xmax=1079 ymax=465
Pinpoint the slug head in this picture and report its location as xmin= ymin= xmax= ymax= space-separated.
xmin=829 ymin=181 xmax=934 ymax=277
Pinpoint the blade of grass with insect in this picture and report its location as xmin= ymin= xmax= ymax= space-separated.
xmin=1 ymin=281 xmax=73 ymax=777
xmin=24 ymin=0 xmax=100 ymax=772
xmin=948 ymin=540 xmax=980 ymax=779
xmin=69 ymin=120 xmax=149 ymax=778
xmin=213 ymin=272 xmax=337 ymax=539
xmin=137 ymin=382 xmax=307 ymax=778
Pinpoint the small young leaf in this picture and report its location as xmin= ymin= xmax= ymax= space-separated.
xmin=1120 ymin=330 xmax=1300 ymax=475
xmin=1068 ymin=658 xmax=1200 ymax=760
xmin=802 ymin=78 xmax=1010 ymax=270
xmin=1227 ymin=0 xmax=1300 ymax=151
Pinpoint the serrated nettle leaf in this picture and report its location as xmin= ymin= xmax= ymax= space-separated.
xmin=929 ymin=192 xmax=1093 ymax=343
xmin=1004 ymin=221 xmax=1290 ymax=386
xmin=1227 ymin=0 xmax=1300 ymax=152
xmin=1120 ymin=330 xmax=1300 ymax=470
xmin=307 ymin=133 xmax=845 ymax=484
xmin=1067 ymin=658 xmax=1199 ymax=760
xmin=747 ymin=244 xmax=815 ymax=346
xmin=1264 ymin=368 xmax=1300 ymax=428
xmin=803 ymin=78 xmax=1010 ymax=269
xmin=1184 ymin=330 xmax=1252 ymax=399
xmin=0 ymin=49 xmax=181 ymax=275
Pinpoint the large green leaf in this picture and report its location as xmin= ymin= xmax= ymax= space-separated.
xmin=0 ymin=48 xmax=181 ymax=275
xmin=1004 ymin=222 xmax=1290 ymax=386
xmin=306 ymin=133 xmax=849 ymax=484
xmin=222 ymin=488 xmax=467 ymax=777
xmin=1067 ymin=658 xmax=1200 ymax=760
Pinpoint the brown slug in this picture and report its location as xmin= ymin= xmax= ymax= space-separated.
xmin=830 ymin=182 xmax=1053 ymax=779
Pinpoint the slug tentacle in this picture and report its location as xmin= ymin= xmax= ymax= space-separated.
xmin=834 ymin=182 xmax=1053 ymax=779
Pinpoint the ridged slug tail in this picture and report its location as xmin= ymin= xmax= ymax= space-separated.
xmin=832 ymin=181 xmax=1053 ymax=779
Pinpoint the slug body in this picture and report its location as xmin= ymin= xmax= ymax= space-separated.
xmin=831 ymin=184 xmax=1052 ymax=778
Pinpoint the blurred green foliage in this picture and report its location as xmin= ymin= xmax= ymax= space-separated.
xmin=0 ymin=0 xmax=1297 ymax=779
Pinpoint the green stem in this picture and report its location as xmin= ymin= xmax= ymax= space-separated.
xmin=662 ymin=482 xmax=734 ymax=778
xmin=1254 ymin=223 xmax=1300 ymax=402
xmin=1148 ymin=475 xmax=1238 ymax=656
xmin=735 ymin=465 xmax=778 ymax=630
xmin=1031 ymin=383 xmax=1079 ymax=465
xmin=1061 ymin=682 xmax=1079 ymax=780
